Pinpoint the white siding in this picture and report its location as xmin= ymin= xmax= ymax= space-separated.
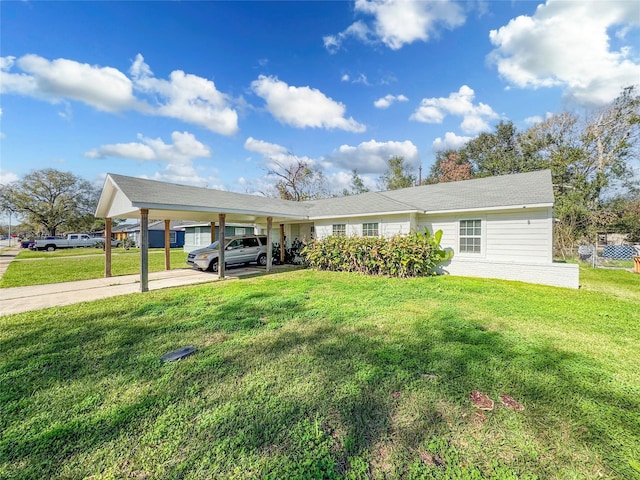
xmin=417 ymin=207 xmax=552 ymax=264
xmin=314 ymin=215 xmax=411 ymax=240
xmin=485 ymin=208 xmax=552 ymax=263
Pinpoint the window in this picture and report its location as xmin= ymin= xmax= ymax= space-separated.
xmin=362 ymin=222 xmax=378 ymax=237
xmin=459 ymin=219 xmax=481 ymax=253
xmin=333 ymin=224 xmax=346 ymax=236
xmin=228 ymin=239 xmax=243 ymax=249
xmin=235 ymin=227 xmax=248 ymax=235
xmin=242 ymin=237 xmax=259 ymax=248
xmin=169 ymin=232 xmax=177 ymax=245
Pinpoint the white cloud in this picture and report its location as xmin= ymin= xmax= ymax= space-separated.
xmin=432 ymin=132 xmax=473 ymax=152
xmin=410 ymin=85 xmax=497 ymax=134
xmin=324 ymin=139 xmax=420 ymax=174
xmin=244 ymin=137 xmax=288 ymax=158
xmin=488 ymin=0 xmax=640 ymax=106
xmin=374 ymin=93 xmax=408 ymax=109
xmin=130 ymin=54 xmax=239 ymax=135
xmin=251 ymin=75 xmax=366 ymax=132
xmin=1 ymin=54 xmax=136 ymax=112
xmin=243 ymin=136 xmax=316 ymax=171
xmin=85 ymin=131 xmax=215 ymax=187
xmin=324 ymin=20 xmax=373 ymax=54
xmin=0 ymin=169 xmax=19 ymax=185
xmin=85 ymin=141 xmax=155 ymax=161
xmin=0 ymin=53 xmax=240 ymax=135
xmin=325 ymin=0 xmax=465 ymax=52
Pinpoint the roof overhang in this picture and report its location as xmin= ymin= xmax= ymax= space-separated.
xmin=309 ymin=209 xmax=419 ymax=221
xmin=422 ymin=203 xmax=554 ymax=215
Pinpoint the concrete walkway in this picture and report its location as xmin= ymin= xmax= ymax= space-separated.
xmin=0 ymin=247 xmax=278 ymax=316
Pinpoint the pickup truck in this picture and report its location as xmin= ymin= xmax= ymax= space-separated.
xmin=33 ymin=234 xmax=119 ymax=251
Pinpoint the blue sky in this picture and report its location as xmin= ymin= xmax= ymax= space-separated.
xmin=1 ymin=0 xmax=639 ymax=198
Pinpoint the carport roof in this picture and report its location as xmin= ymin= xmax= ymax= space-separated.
xmin=96 ymin=173 xmax=312 ymax=223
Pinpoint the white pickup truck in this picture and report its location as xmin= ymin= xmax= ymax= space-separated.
xmin=33 ymin=234 xmax=119 ymax=251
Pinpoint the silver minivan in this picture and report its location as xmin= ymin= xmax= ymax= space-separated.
xmin=187 ymin=235 xmax=268 ymax=272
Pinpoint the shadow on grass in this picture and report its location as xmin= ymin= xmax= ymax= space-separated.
xmin=1 ymin=282 xmax=638 ymax=479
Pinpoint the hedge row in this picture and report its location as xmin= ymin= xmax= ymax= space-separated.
xmin=301 ymin=229 xmax=452 ymax=278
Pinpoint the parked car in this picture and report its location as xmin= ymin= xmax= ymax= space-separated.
xmin=20 ymin=239 xmax=35 ymax=249
xmin=33 ymin=234 xmax=97 ymax=251
xmin=187 ymin=235 xmax=268 ymax=272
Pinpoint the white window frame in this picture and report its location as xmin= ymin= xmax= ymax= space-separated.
xmin=332 ymin=224 xmax=346 ymax=236
xmin=169 ymin=231 xmax=177 ymax=245
xmin=362 ymin=222 xmax=379 ymax=237
xmin=459 ymin=219 xmax=482 ymax=254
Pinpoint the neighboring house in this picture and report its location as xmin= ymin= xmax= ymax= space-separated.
xmin=111 ymin=223 xmax=134 ymax=242
xmin=96 ymin=170 xmax=580 ymax=288
xmin=183 ymin=223 xmax=257 ymax=252
xmin=127 ymin=220 xmax=196 ymax=248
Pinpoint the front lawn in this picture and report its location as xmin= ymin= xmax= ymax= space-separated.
xmin=1 ymin=268 xmax=638 ymax=479
xmin=0 ymin=248 xmax=188 ymax=287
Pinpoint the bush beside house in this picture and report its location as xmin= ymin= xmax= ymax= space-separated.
xmin=302 ymin=229 xmax=452 ymax=278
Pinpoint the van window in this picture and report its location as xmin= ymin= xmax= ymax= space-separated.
xmin=243 ymin=237 xmax=260 ymax=248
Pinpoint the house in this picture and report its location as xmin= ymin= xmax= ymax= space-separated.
xmin=126 ymin=220 xmax=196 ymax=248
xmin=95 ymin=169 xmax=580 ymax=290
xmin=183 ymin=222 xmax=257 ymax=252
xmin=111 ymin=222 xmax=135 ymax=242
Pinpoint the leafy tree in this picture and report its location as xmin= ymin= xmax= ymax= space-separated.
xmin=266 ymin=156 xmax=329 ymax=201
xmin=342 ymin=169 xmax=370 ymax=196
xmin=605 ymin=193 xmax=640 ymax=243
xmin=462 ymin=121 xmax=542 ymax=177
xmin=0 ymin=169 xmax=99 ymax=236
xmin=378 ymin=156 xmax=416 ymax=190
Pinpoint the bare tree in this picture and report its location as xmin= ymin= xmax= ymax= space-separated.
xmin=266 ymin=156 xmax=329 ymax=201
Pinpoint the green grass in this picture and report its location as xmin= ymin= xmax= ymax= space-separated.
xmin=0 ymin=248 xmax=189 ymax=287
xmin=1 ymin=268 xmax=639 ymax=479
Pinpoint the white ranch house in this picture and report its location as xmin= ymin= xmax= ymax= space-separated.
xmin=95 ymin=169 xmax=579 ymax=290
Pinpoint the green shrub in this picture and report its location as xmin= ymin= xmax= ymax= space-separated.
xmin=301 ymin=229 xmax=452 ymax=278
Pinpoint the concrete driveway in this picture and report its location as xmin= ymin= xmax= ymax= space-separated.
xmin=0 ymin=247 xmax=284 ymax=316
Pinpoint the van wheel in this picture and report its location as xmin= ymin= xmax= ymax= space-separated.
xmin=257 ymin=254 xmax=267 ymax=267
xmin=208 ymin=259 xmax=219 ymax=273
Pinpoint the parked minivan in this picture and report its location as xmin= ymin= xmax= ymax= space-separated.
xmin=187 ymin=235 xmax=268 ymax=272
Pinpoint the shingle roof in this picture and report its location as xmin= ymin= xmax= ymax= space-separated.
xmin=103 ymin=174 xmax=310 ymax=219
xmin=380 ymin=169 xmax=554 ymax=213
xmin=97 ymin=170 xmax=554 ymax=221
xmin=304 ymin=190 xmax=415 ymax=218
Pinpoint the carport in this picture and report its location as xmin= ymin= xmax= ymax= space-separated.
xmin=95 ymin=174 xmax=310 ymax=292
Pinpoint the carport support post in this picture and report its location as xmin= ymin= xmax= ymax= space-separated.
xmin=218 ymin=214 xmax=226 ymax=279
xmin=210 ymin=221 xmax=216 ymax=243
xmin=279 ymin=224 xmax=285 ymax=264
xmin=105 ymin=217 xmax=112 ymax=278
xmin=140 ymin=209 xmax=149 ymax=292
xmin=266 ymin=217 xmax=273 ymax=272
xmin=164 ymin=219 xmax=171 ymax=271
